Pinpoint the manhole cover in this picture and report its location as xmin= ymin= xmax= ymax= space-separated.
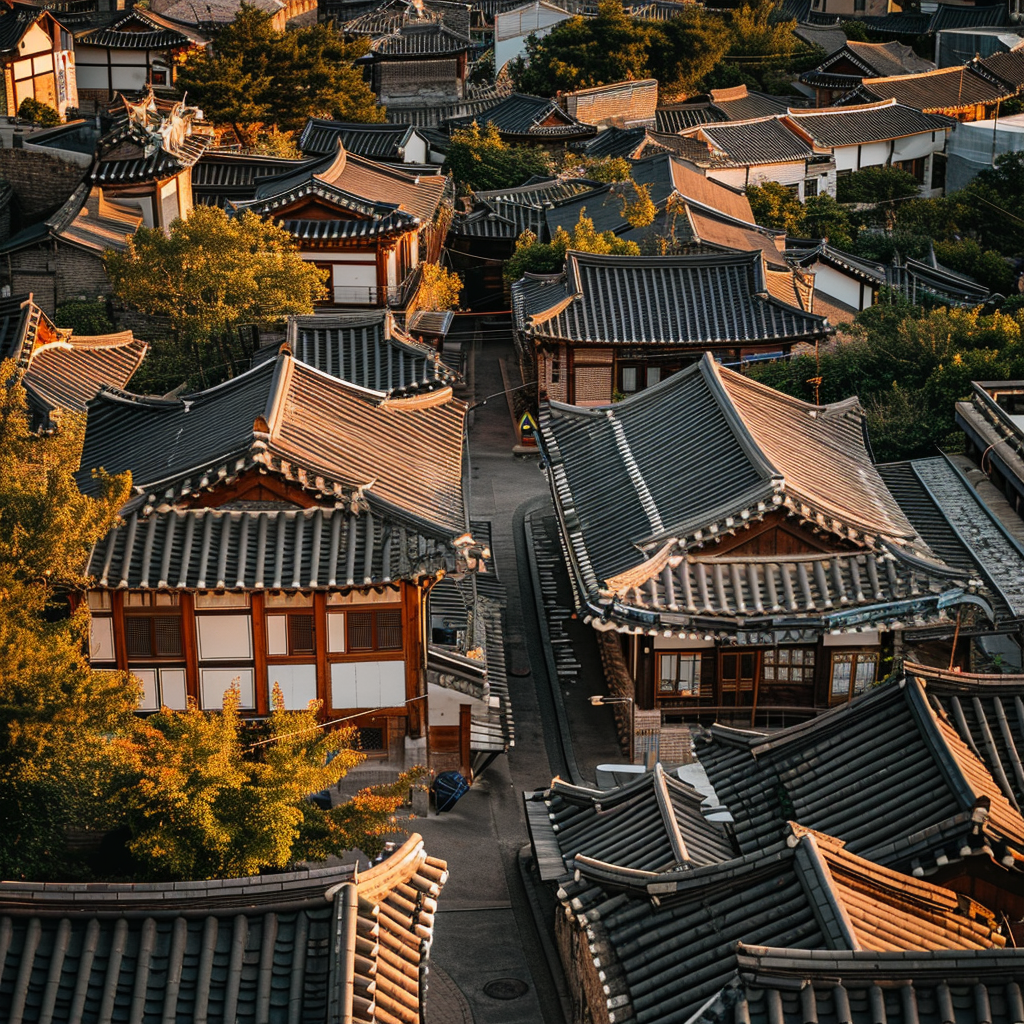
xmin=483 ymin=978 xmax=529 ymax=1000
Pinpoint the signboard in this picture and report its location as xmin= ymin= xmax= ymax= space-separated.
xmin=518 ymin=410 xmax=538 ymax=440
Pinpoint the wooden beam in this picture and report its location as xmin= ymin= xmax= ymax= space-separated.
xmin=112 ymin=590 xmax=128 ymax=671
xmin=252 ymin=591 xmax=269 ymax=716
xmin=179 ymin=592 xmax=199 ymax=705
xmin=314 ymin=591 xmax=329 ymax=718
xmin=459 ymin=703 xmax=472 ymax=780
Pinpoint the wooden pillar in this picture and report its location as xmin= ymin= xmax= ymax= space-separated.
xmin=179 ymin=592 xmax=199 ymax=705
xmin=252 ymin=591 xmax=269 ymax=716
xmin=403 ymin=581 xmax=423 ymax=737
xmin=314 ymin=591 xmax=329 ymax=720
xmin=112 ymin=590 xmax=128 ymax=671
xmin=459 ymin=703 xmax=472 ymax=779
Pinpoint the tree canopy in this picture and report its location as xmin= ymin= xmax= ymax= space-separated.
xmin=504 ymin=213 xmax=640 ymax=282
xmin=178 ymin=4 xmax=384 ymax=145
xmin=105 ymin=205 xmax=326 ymax=388
xmin=442 ymin=122 xmax=551 ymax=192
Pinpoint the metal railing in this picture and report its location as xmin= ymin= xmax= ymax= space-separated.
xmin=329 ymin=285 xmax=400 ymax=306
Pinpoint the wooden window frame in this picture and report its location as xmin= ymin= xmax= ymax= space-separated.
xmin=266 ymin=609 xmax=317 ymax=659
xmin=657 ymin=652 xmax=702 ymax=697
xmin=762 ymin=646 xmax=816 ymax=685
xmin=345 ymin=606 xmax=404 ymax=654
xmin=123 ymin=595 xmax=184 ymax=661
xmin=829 ymin=649 xmax=878 ymax=704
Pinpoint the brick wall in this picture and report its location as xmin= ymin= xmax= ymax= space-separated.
xmin=0 ymin=148 xmax=86 ymax=220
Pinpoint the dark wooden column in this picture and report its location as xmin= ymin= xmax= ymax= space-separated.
xmin=251 ymin=591 xmax=269 ymax=716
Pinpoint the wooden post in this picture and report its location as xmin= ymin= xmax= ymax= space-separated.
xmin=459 ymin=703 xmax=472 ymax=779
xmin=403 ymin=581 xmax=423 ymax=738
xmin=251 ymin=591 xmax=269 ymax=716
xmin=179 ymin=592 xmax=199 ymax=706
xmin=314 ymin=591 xmax=329 ymax=719
xmin=112 ymin=590 xmax=128 ymax=672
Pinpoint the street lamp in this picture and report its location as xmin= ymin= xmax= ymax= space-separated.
xmin=589 ymin=694 xmax=635 ymax=765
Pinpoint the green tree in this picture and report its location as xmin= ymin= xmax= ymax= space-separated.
xmin=746 ymin=181 xmax=805 ymax=234
xmin=178 ymin=4 xmax=383 ymax=145
xmin=511 ymin=0 xmax=652 ymax=94
xmin=728 ymin=0 xmax=798 ymax=58
xmin=836 ymin=165 xmax=920 ymax=228
xmin=0 ymin=363 xmax=137 ymax=879
xmin=104 ymin=205 xmax=326 ymax=375
xmin=443 ymin=122 xmax=550 ymax=191
xmin=801 ymin=194 xmax=855 ymax=250
xmin=54 ymin=300 xmax=115 ymax=336
xmin=504 ymin=212 xmax=640 ymax=282
xmin=17 ymin=97 xmax=61 ymax=126
xmin=419 ymin=263 xmax=463 ymax=310
xmin=646 ymin=9 xmax=732 ymax=99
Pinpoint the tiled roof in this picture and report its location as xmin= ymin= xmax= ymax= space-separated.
xmin=879 ymin=456 xmax=1024 ymax=619
xmin=47 ymin=184 xmax=144 ymax=254
xmin=88 ymin=504 xmax=456 ymax=588
xmin=516 ymin=250 xmax=828 ymax=347
xmin=77 ymin=351 xmax=468 ymax=535
xmin=656 ymin=88 xmax=789 ymax=132
xmin=693 ymin=116 xmax=814 ymax=166
xmin=551 ymin=821 xmax=1005 ymax=1024
xmin=298 ymin=119 xmax=419 ymax=159
xmin=230 ymin=145 xmax=451 ymax=228
xmin=0 ymin=4 xmax=46 ymax=57
xmin=370 ymin=21 xmax=470 ymax=54
xmin=278 ymin=310 xmax=458 ymax=392
xmin=689 ymin=946 xmax=1024 ymax=1024
xmin=980 ymin=46 xmax=1024 ymax=91
xmin=864 ymin=2 xmax=1010 ymax=38
xmin=525 ymin=764 xmax=737 ymax=881
xmin=75 ymin=7 xmax=208 ymax=48
xmin=801 ymin=41 xmax=934 ymax=88
xmin=787 ymin=99 xmax=956 ymax=146
xmin=912 ymin=661 xmax=1024 ymax=809
xmin=343 ymin=0 xmax=470 ymax=36
xmin=192 ymin=152 xmax=311 ymax=206
xmin=0 ymin=834 xmax=446 ymax=1024
xmin=445 ymin=93 xmax=596 ymax=139
xmin=849 ymin=64 xmax=1013 ymax=111
xmin=656 ymin=103 xmax=727 ymax=132
xmin=572 ymin=125 xmax=653 ymax=159
xmin=387 ymin=86 xmax=512 ymax=128
xmin=787 ymin=239 xmax=888 ymax=283
xmin=23 ymin=334 xmax=148 ymax=418
xmin=538 ymin=355 xmax=930 ymax=601
xmin=696 ymin=676 xmax=1024 ymax=878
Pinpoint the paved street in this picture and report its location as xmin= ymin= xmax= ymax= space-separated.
xmin=416 ymin=317 xmax=622 ymax=1024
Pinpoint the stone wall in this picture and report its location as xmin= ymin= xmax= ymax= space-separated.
xmin=0 ymin=147 xmax=85 ymax=221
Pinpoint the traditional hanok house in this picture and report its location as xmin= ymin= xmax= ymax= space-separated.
xmin=677 ymin=115 xmax=832 ymax=201
xmin=656 ymin=85 xmax=790 ymax=133
xmin=524 ymin=760 xmax=1012 ymax=1024
xmin=0 ymin=292 xmax=147 ymax=430
xmin=697 ymin=670 xmax=1024 ymax=937
xmin=514 ymin=253 xmax=828 ymax=405
xmin=956 ymin=380 xmax=1024 ymax=521
xmin=342 ymin=0 xmax=472 ymax=42
xmin=800 ymin=40 xmax=935 ymax=107
xmin=191 ymin=151 xmax=313 ymax=208
xmin=0 ymin=3 xmax=77 ymax=118
xmin=786 ymin=239 xmax=887 ymax=315
xmin=0 ymin=94 xmax=208 ymax=313
xmin=71 ymin=8 xmax=209 ymax=109
xmin=444 ymin=92 xmax=597 ymax=147
xmin=840 ymin=61 xmax=1017 ymax=123
xmin=537 ymin=356 xmax=1001 ymax=751
xmin=0 ymin=833 xmax=448 ymax=1024
xmin=78 ymin=347 xmax=493 ymax=769
xmin=299 ymin=119 xmax=431 ymax=166
xmin=364 ymin=20 xmax=472 ymax=116
xmin=228 ymin=144 xmax=453 ymax=310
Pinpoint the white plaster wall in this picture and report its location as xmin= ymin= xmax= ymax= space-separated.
xmin=811 ymin=264 xmax=863 ymax=309
xmin=428 ymin=681 xmax=484 ymax=726
xmin=331 ymin=660 xmax=405 ymax=708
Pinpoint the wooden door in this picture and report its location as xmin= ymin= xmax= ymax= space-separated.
xmin=720 ymin=650 xmax=758 ymax=707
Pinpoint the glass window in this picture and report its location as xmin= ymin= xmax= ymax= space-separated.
xmin=646 ymin=366 xmax=661 ymax=388
xmin=804 ymin=178 xmax=818 ymax=198
xmin=830 ymin=651 xmax=879 ymax=703
xmin=621 ymin=367 xmax=638 ymax=393
xmin=658 ymin=653 xmax=701 ymax=695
